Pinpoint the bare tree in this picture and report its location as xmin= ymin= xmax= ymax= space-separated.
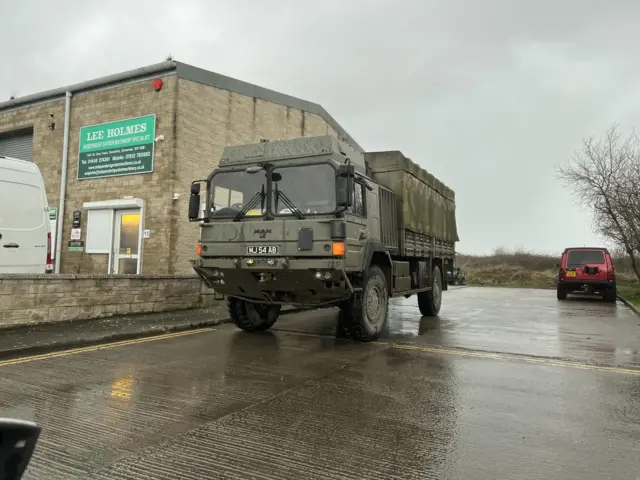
xmin=557 ymin=124 xmax=640 ymax=281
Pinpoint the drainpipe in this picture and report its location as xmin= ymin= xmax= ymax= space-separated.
xmin=54 ymin=91 xmax=72 ymax=274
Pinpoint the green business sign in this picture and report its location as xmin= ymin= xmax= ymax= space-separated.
xmin=77 ymin=115 xmax=156 ymax=180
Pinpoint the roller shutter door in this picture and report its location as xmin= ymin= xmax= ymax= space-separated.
xmin=0 ymin=130 xmax=34 ymax=161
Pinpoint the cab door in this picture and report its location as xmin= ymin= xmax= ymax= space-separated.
xmin=345 ymin=180 xmax=368 ymax=270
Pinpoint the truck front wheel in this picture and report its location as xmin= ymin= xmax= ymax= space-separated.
xmin=418 ymin=266 xmax=443 ymax=316
xmin=339 ymin=265 xmax=389 ymax=342
xmin=228 ymin=297 xmax=280 ymax=332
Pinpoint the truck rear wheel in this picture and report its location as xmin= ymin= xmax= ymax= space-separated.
xmin=418 ymin=266 xmax=443 ymax=316
xmin=228 ymin=297 xmax=280 ymax=332
xmin=338 ymin=265 xmax=389 ymax=342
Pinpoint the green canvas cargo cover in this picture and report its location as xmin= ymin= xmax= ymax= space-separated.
xmin=365 ymin=151 xmax=459 ymax=243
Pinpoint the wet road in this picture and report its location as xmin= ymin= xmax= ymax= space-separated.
xmin=3 ymin=287 xmax=639 ymax=479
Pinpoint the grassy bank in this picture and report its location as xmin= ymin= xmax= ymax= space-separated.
xmin=457 ymin=251 xmax=558 ymax=289
xmin=457 ymin=250 xmax=640 ymax=306
xmin=619 ymin=285 xmax=640 ymax=309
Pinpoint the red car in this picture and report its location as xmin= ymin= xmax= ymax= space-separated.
xmin=556 ymin=247 xmax=616 ymax=302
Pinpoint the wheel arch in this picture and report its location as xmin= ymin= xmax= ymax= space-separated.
xmin=363 ymin=239 xmax=392 ymax=289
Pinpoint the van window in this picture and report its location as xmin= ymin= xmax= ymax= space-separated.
xmin=0 ymin=181 xmax=44 ymax=230
xmin=567 ymin=250 xmax=605 ymax=266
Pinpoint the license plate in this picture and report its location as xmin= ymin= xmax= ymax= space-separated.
xmin=566 ymin=271 xmax=576 ymax=277
xmin=247 ymin=245 xmax=279 ymax=255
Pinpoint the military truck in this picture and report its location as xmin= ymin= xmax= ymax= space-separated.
xmin=188 ymin=136 xmax=458 ymax=341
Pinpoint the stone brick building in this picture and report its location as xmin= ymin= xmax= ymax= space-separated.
xmin=0 ymin=61 xmax=360 ymax=275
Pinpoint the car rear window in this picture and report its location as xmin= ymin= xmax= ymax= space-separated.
xmin=567 ymin=250 xmax=605 ymax=266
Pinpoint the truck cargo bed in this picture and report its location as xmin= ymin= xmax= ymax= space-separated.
xmin=366 ymin=150 xmax=458 ymax=248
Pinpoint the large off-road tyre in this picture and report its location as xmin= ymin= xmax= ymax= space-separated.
xmin=557 ymin=286 xmax=567 ymax=300
xmin=228 ymin=297 xmax=281 ymax=332
xmin=418 ymin=266 xmax=443 ymax=316
xmin=604 ymin=288 xmax=617 ymax=303
xmin=337 ymin=265 xmax=389 ymax=342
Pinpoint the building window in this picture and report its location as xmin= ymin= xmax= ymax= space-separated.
xmin=86 ymin=209 xmax=113 ymax=254
xmin=351 ymin=181 xmax=366 ymax=217
xmin=83 ymin=198 xmax=144 ymax=275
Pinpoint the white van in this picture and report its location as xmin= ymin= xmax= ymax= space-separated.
xmin=0 ymin=155 xmax=51 ymax=274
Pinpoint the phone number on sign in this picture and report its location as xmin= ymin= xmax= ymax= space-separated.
xmin=86 ymin=151 xmax=151 ymax=164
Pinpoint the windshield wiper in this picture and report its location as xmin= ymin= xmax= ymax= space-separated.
xmin=274 ymin=185 xmax=304 ymax=219
xmin=234 ymin=185 xmax=265 ymax=221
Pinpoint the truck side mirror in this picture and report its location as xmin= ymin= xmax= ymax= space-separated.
xmin=338 ymin=164 xmax=355 ymax=177
xmin=188 ymin=193 xmax=201 ymax=221
xmin=336 ymin=163 xmax=355 ymax=208
xmin=188 ymin=181 xmax=204 ymax=221
xmin=336 ymin=176 xmax=352 ymax=207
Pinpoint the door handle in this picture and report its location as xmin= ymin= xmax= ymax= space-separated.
xmin=3 ymin=243 xmax=19 ymax=248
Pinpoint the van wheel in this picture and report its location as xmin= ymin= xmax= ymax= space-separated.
xmin=418 ymin=266 xmax=443 ymax=316
xmin=557 ymin=287 xmax=567 ymax=300
xmin=228 ymin=297 xmax=280 ymax=332
xmin=339 ymin=265 xmax=389 ymax=342
xmin=604 ymin=288 xmax=617 ymax=303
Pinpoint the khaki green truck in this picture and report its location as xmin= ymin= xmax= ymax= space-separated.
xmin=189 ymin=136 xmax=459 ymax=341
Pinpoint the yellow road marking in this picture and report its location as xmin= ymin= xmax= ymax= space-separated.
xmin=374 ymin=341 xmax=640 ymax=376
xmin=0 ymin=328 xmax=217 ymax=368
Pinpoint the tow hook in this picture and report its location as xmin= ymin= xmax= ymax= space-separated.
xmin=259 ymin=273 xmax=274 ymax=284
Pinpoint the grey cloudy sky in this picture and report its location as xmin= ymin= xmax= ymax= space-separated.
xmin=3 ymin=0 xmax=640 ymax=254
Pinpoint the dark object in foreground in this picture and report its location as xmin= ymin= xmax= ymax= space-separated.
xmin=0 ymin=418 xmax=41 ymax=480
xmin=556 ymin=247 xmax=616 ymax=302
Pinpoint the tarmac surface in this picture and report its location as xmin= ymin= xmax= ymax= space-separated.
xmin=3 ymin=287 xmax=639 ymax=479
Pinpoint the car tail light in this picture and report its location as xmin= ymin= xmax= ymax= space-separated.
xmin=558 ymin=266 xmax=566 ymax=280
xmin=608 ymin=266 xmax=616 ymax=282
xmin=45 ymin=232 xmax=53 ymax=272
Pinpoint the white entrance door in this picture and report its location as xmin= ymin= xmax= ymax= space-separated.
xmin=113 ymin=210 xmax=141 ymax=274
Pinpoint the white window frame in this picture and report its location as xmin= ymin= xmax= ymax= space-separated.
xmin=82 ymin=198 xmax=144 ymax=274
xmin=85 ymin=209 xmax=114 ymax=254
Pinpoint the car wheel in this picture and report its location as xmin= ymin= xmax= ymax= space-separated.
xmin=604 ymin=288 xmax=617 ymax=303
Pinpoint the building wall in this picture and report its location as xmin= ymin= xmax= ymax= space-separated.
xmin=0 ymin=274 xmax=218 ymax=327
xmin=60 ymin=76 xmax=178 ymax=274
xmin=171 ymin=78 xmax=341 ymax=274
xmin=0 ymin=99 xmax=66 ymax=208
xmin=0 ymin=75 xmax=179 ymax=275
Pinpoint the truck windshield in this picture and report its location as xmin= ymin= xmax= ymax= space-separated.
xmin=209 ymin=170 xmax=267 ymax=218
xmin=272 ymin=164 xmax=336 ymax=215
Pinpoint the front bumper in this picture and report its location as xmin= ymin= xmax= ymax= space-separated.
xmin=191 ymin=257 xmax=352 ymax=306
